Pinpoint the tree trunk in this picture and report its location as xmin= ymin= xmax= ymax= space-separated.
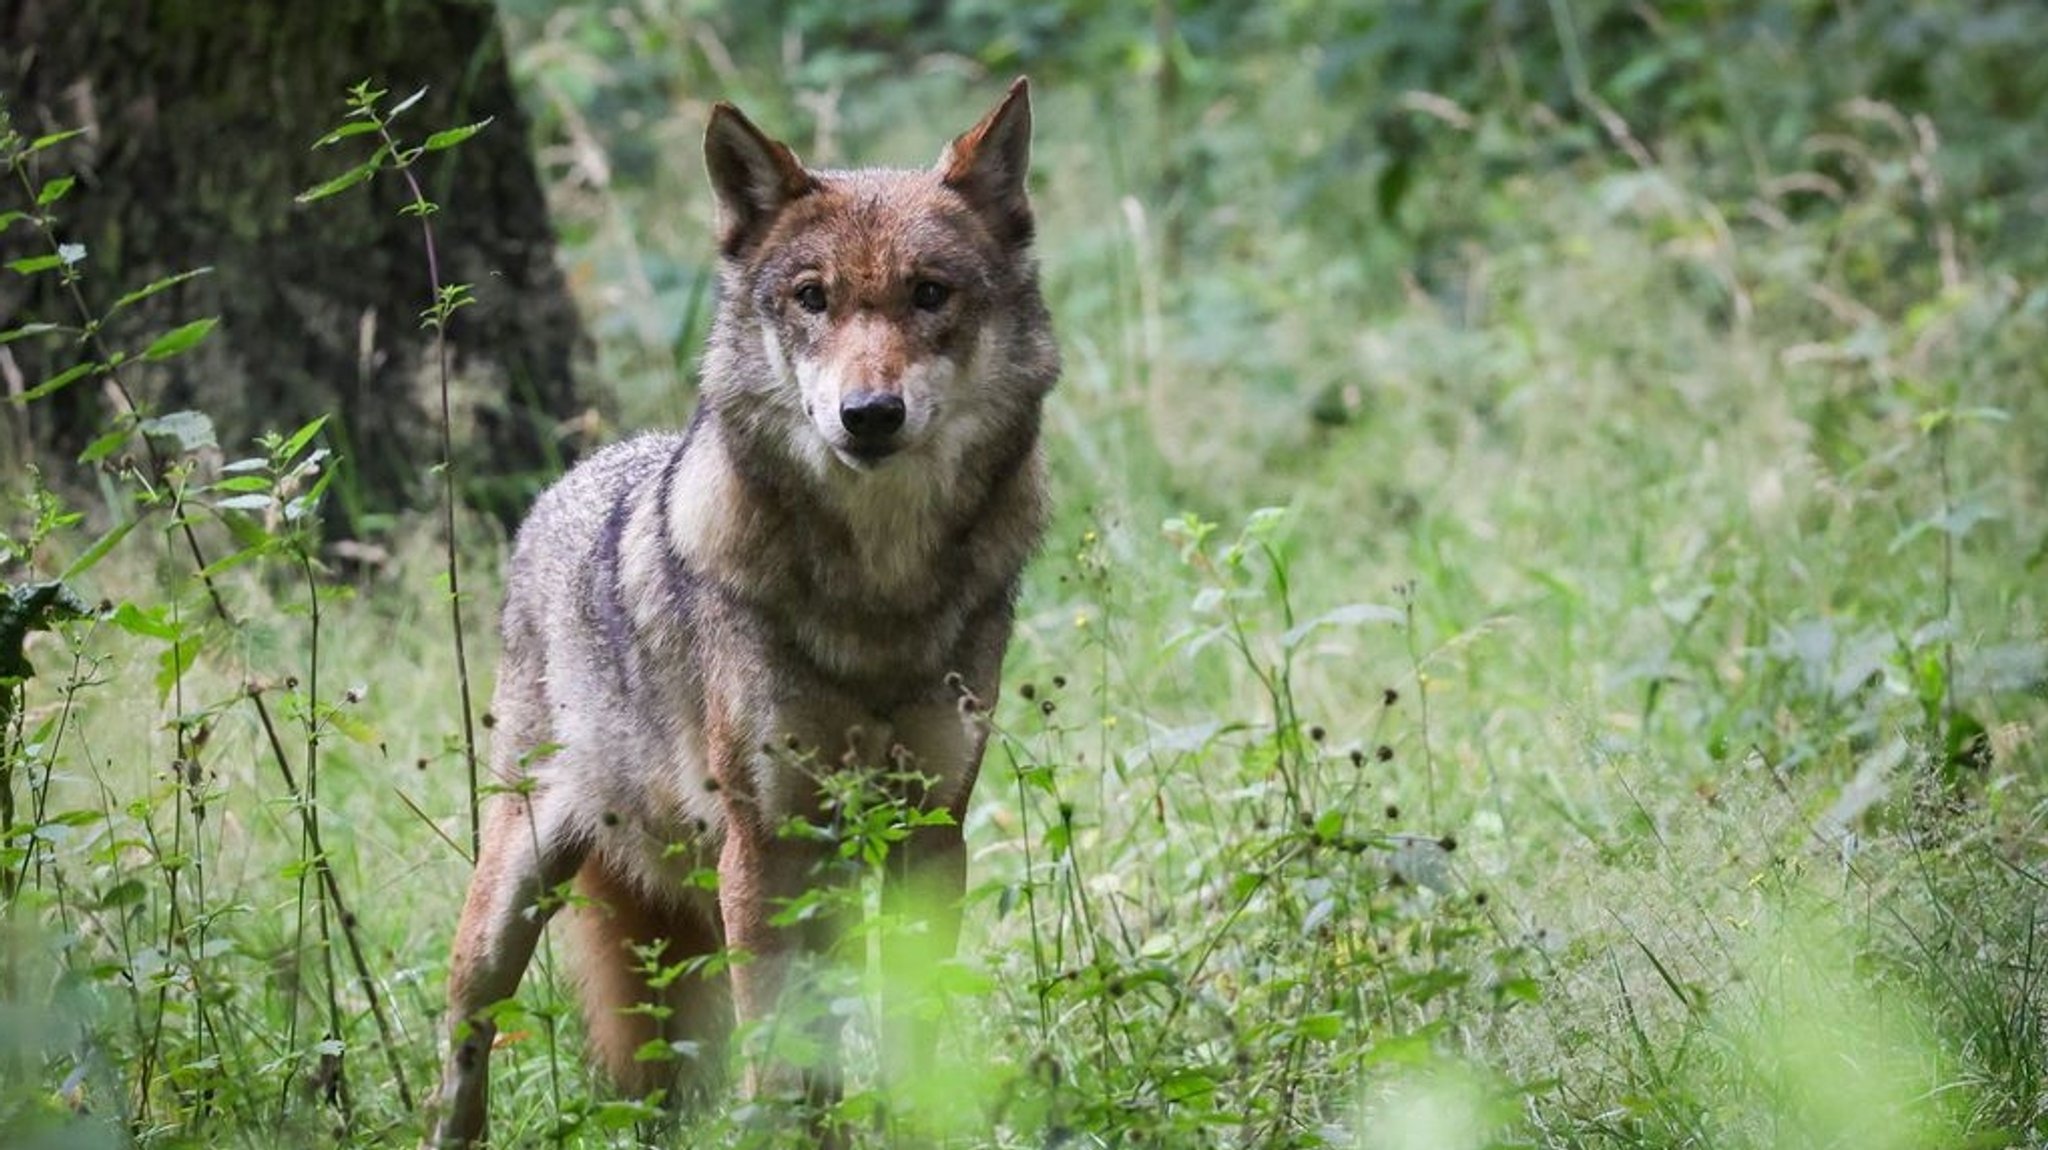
xmin=0 ymin=0 xmax=590 ymax=527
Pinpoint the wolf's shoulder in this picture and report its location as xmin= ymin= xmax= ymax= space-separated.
xmin=505 ymin=432 xmax=685 ymax=576
xmin=523 ymin=433 xmax=683 ymax=524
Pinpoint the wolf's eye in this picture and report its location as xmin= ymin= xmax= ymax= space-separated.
xmin=911 ymin=280 xmax=952 ymax=312
xmin=793 ymin=283 xmax=828 ymax=314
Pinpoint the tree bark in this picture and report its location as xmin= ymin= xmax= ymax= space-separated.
xmin=0 ymin=0 xmax=589 ymax=527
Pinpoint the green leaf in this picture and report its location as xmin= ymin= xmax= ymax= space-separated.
xmin=7 ymin=254 xmax=62 ymax=276
xmin=61 ymin=518 xmax=139 ymax=581
xmin=314 ymin=120 xmax=381 ymax=148
xmin=1361 ymin=1029 xmax=1437 ymax=1067
xmin=141 ymin=317 xmax=219 ymax=361
xmin=1162 ymin=1068 xmax=1217 ymax=1107
xmin=97 ymin=879 xmax=149 ymax=911
xmin=0 ymin=210 xmax=25 ymax=231
xmin=278 ymin=415 xmax=331 ymax=463
xmin=197 ymin=540 xmax=269 ymax=580
xmin=109 ymin=267 xmax=214 ymax=318
xmin=326 ymin=710 xmax=382 ymax=747
xmin=78 ymin=425 xmax=132 ymax=464
xmin=212 ymin=493 xmax=274 ymax=512
xmin=295 ymin=159 xmax=378 ymax=204
xmin=1495 ymin=976 xmax=1543 ymax=1005
xmin=26 ymin=129 xmax=87 ymax=155
xmin=1312 ymin=809 xmax=1345 ymax=841
xmin=139 ymin=410 xmax=217 ymax=453
xmin=155 ymin=636 xmax=202 ymax=702
xmin=422 ymin=119 xmax=491 ymax=153
xmin=36 ymin=176 xmax=76 ymax=207
xmin=210 ymin=475 xmax=272 ymax=494
xmin=17 ymin=360 xmax=100 ymax=403
xmin=1296 ymin=1012 xmax=1346 ymax=1042
xmin=109 ymin=602 xmax=180 ymax=642
xmin=0 ymin=322 xmax=67 ymax=345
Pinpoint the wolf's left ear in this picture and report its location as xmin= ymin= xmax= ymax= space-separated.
xmin=705 ymin=102 xmax=816 ymax=258
xmin=938 ymin=77 xmax=1035 ymax=248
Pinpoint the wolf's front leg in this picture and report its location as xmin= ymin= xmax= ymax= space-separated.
xmin=709 ymin=691 xmax=892 ymax=1148
xmin=425 ymin=794 xmax=588 ymax=1148
xmin=880 ymin=820 xmax=967 ymax=1077
xmin=875 ymin=699 xmax=984 ymax=1098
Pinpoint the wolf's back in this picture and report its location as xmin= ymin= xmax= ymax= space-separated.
xmin=499 ymin=433 xmax=682 ymax=666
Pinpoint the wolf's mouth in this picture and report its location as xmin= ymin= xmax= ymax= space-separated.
xmin=837 ymin=442 xmax=900 ymax=470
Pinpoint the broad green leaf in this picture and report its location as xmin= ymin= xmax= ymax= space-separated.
xmin=26 ymin=128 xmax=87 ymax=154
xmin=314 ymin=120 xmax=381 ymax=147
xmin=142 ymin=317 xmax=219 ymax=361
xmin=109 ymin=602 xmax=180 ymax=642
xmin=35 ymin=176 xmax=75 ymax=206
xmin=97 ymin=879 xmax=149 ymax=911
xmin=326 ymin=710 xmax=382 ymax=747
xmin=78 ymin=425 xmax=132 ymax=463
xmin=295 ymin=159 xmax=378 ymax=204
xmin=1296 ymin=1013 xmax=1346 ymax=1041
xmin=155 ymin=636 xmax=202 ymax=701
xmin=1361 ymin=1029 xmax=1437 ymax=1067
xmin=422 ymin=119 xmax=491 ymax=152
xmin=7 ymin=254 xmax=62 ymax=276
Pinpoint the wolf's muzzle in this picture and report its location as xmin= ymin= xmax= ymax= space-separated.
xmin=839 ymin=391 xmax=906 ymax=457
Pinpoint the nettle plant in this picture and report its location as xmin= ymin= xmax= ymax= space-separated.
xmin=0 ymin=84 xmax=486 ymax=1143
xmin=961 ymin=507 xmax=1535 ymax=1147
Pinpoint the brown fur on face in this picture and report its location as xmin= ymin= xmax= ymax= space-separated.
xmin=424 ymin=79 xmax=1056 ymax=1149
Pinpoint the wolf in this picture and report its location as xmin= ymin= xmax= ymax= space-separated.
xmin=424 ymin=79 xmax=1058 ymax=1146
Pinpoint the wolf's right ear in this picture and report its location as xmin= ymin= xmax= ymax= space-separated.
xmin=704 ymin=103 xmax=816 ymax=258
xmin=938 ymin=77 xmax=1035 ymax=248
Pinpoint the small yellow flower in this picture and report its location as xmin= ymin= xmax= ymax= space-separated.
xmin=1074 ymin=613 xmax=1090 ymax=629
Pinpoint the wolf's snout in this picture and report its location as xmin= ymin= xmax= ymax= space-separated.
xmin=839 ymin=391 xmax=906 ymax=449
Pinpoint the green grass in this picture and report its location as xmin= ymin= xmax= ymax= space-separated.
xmin=5 ymin=6 xmax=2046 ymax=1148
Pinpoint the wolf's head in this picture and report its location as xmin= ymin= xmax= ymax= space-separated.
xmin=698 ymin=80 xmax=1059 ymax=483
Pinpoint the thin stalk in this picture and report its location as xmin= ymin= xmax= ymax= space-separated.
xmin=369 ymin=117 xmax=482 ymax=861
xmin=248 ymin=691 xmax=413 ymax=1108
xmin=1401 ymin=584 xmax=1439 ymax=824
xmin=1933 ymin=417 xmax=1959 ymax=761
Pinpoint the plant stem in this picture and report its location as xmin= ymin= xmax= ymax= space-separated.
xmin=371 ymin=116 xmax=483 ymax=862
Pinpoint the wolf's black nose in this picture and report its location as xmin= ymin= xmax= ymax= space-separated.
xmin=840 ymin=392 xmax=906 ymax=444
